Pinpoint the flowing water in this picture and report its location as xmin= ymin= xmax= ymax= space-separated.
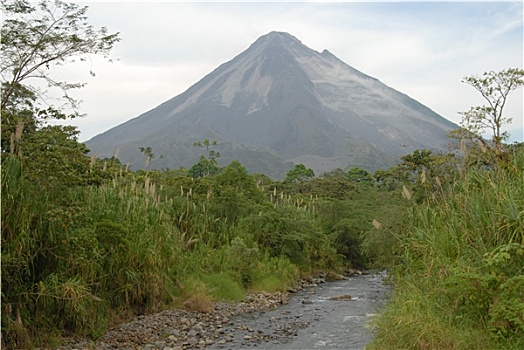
xmin=209 ymin=271 xmax=390 ymax=350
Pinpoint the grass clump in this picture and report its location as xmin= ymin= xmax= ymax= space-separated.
xmin=250 ymin=255 xmax=300 ymax=293
xmin=200 ymin=273 xmax=245 ymax=301
xmin=250 ymin=275 xmax=286 ymax=293
xmin=177 ymin=277 xmax=214 ymax=313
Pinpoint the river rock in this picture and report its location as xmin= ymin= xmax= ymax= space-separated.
xmin=325 ymin=271 xmax=349 ymax=281
xmin=329 ymin=294 xmax=352 ymax=301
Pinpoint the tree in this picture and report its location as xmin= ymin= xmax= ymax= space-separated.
xmin=1 ymin=0 xmax=120 ymax=156
xmin=321 ymin=168 xmax=347 ymax=179
xmin=459 ymin=68 xmax=524 ymax=149
xmin=285 ymin=164 xmax=314 ymax=183
xmin=21 ymin=125 xmax=93 ymax=190
xmin=284 ymin=164 xmax=315 ymax=194
xmin=191 ymin=139 xmax=221 ymax=177
xmin=346 ymin=167 xmax=374 ymax=186
xmin=1 ymin=0 xmax=120 ymax=114
xmin=0 ymin=0 xmax=121 ymax=184
xmin=139 ymin=146 xmax=155 ymax=167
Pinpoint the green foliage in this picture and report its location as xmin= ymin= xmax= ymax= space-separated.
xmin=6 ymin=144 xmax=386 ymax=347
xmin=19 ymin=125 xmax=93 ymax=189
xmin=310 ymin=176 xmax=357 ymax=200
xmin=369 ymin=148 xmax=524 ymax=349
xmin=368 ymin=280 xmax=493 ymax=350
xmin=199 ymin=273 xmax=245 ymax=301
xmin=189 ymin=139 xmax=221 ymax=177
xmin=314 ymin=198 xmax=367 ymax=265
xmin=346 ymin=167 xmax=374 ymax=186
xmin=488 ymin=275 xmax=524 ymax=340
xmin=249 ymin=255 xmax=300 ymax=293
xmin=359 ymin=190 xmax=407 ymax=267
xmin=224 ymin=237 xmax=261 ymax=286
xmin=285 ymin=163 xmax=314 ymax=183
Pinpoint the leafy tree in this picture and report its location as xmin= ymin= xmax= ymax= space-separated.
xmin=1 ymin=0 xmax=120 ymax=161
xmin=284 ymin=164 xmax=315 ymax=194
xmin=252 ymin=172 xmax=273 ymax=189
xmin=400 ymin=149 xmax=433 ymax=172
xmin=347 ymin=167 xmax=374 ymax=186
xmin=459 ymin=68 xmax=524 ymax=150
xmin=285 ymin=163 xmax=314 ymax=182
xmin=210 ymin=161 xmax=265 ymax=223
xmin=215 ymin=161 xmax=261 ymax=198
xmin=374 ymin=166 xmax=408 ymax=191
xmin=309 ymin=177 xmax=356 ymax=200
xmin=1 ymin=0 xmax=120 ymax=114
xmin=187 ymin=156 xmax=220 ymax=178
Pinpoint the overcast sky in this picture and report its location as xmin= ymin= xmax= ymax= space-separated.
xmin=56 ymin=1 xmax=523 ymax=142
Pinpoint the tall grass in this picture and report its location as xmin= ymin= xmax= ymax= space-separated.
xmin=368 ymin=149 xmax=524 ymax=349
xmin=2 ymin=157 xmax=342 ymax=348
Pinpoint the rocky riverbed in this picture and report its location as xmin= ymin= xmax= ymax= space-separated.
xmin=51 ymin=271 xmax=389 ymax=350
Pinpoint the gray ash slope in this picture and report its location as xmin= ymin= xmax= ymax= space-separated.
xmin=86 ymin=31 xmax=456 ymax=179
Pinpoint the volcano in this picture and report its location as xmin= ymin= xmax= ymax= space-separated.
xmin=86 ymin=31 xmax=456 ymax=178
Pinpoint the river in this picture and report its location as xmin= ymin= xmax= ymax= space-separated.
xmin=207 ymin=271 xmax=390 ymax=350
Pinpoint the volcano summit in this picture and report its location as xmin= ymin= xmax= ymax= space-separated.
xmin=86 ymin=31 xmax=456 ymax=178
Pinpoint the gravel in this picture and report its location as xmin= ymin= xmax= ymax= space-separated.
xmin=48 ymin=277 xmax=333 ymax=350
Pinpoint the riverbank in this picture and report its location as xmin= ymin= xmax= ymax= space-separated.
xmin=48 ymin=270 xmax=390 ymax=350
xmin=47 ymin=272 xmax=343 ymax=350
xmin=51 ymin=291 xmax=288 ymax=350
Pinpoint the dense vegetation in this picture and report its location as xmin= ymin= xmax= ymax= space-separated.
xmin=1 ymin=140 xmax=407 ymax=348
xmin=368 ymin=143 xmax=524 ymax=349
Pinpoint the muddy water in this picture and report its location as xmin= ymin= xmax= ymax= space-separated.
xmin=208 ymin=271 xmax=390 ymax=350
